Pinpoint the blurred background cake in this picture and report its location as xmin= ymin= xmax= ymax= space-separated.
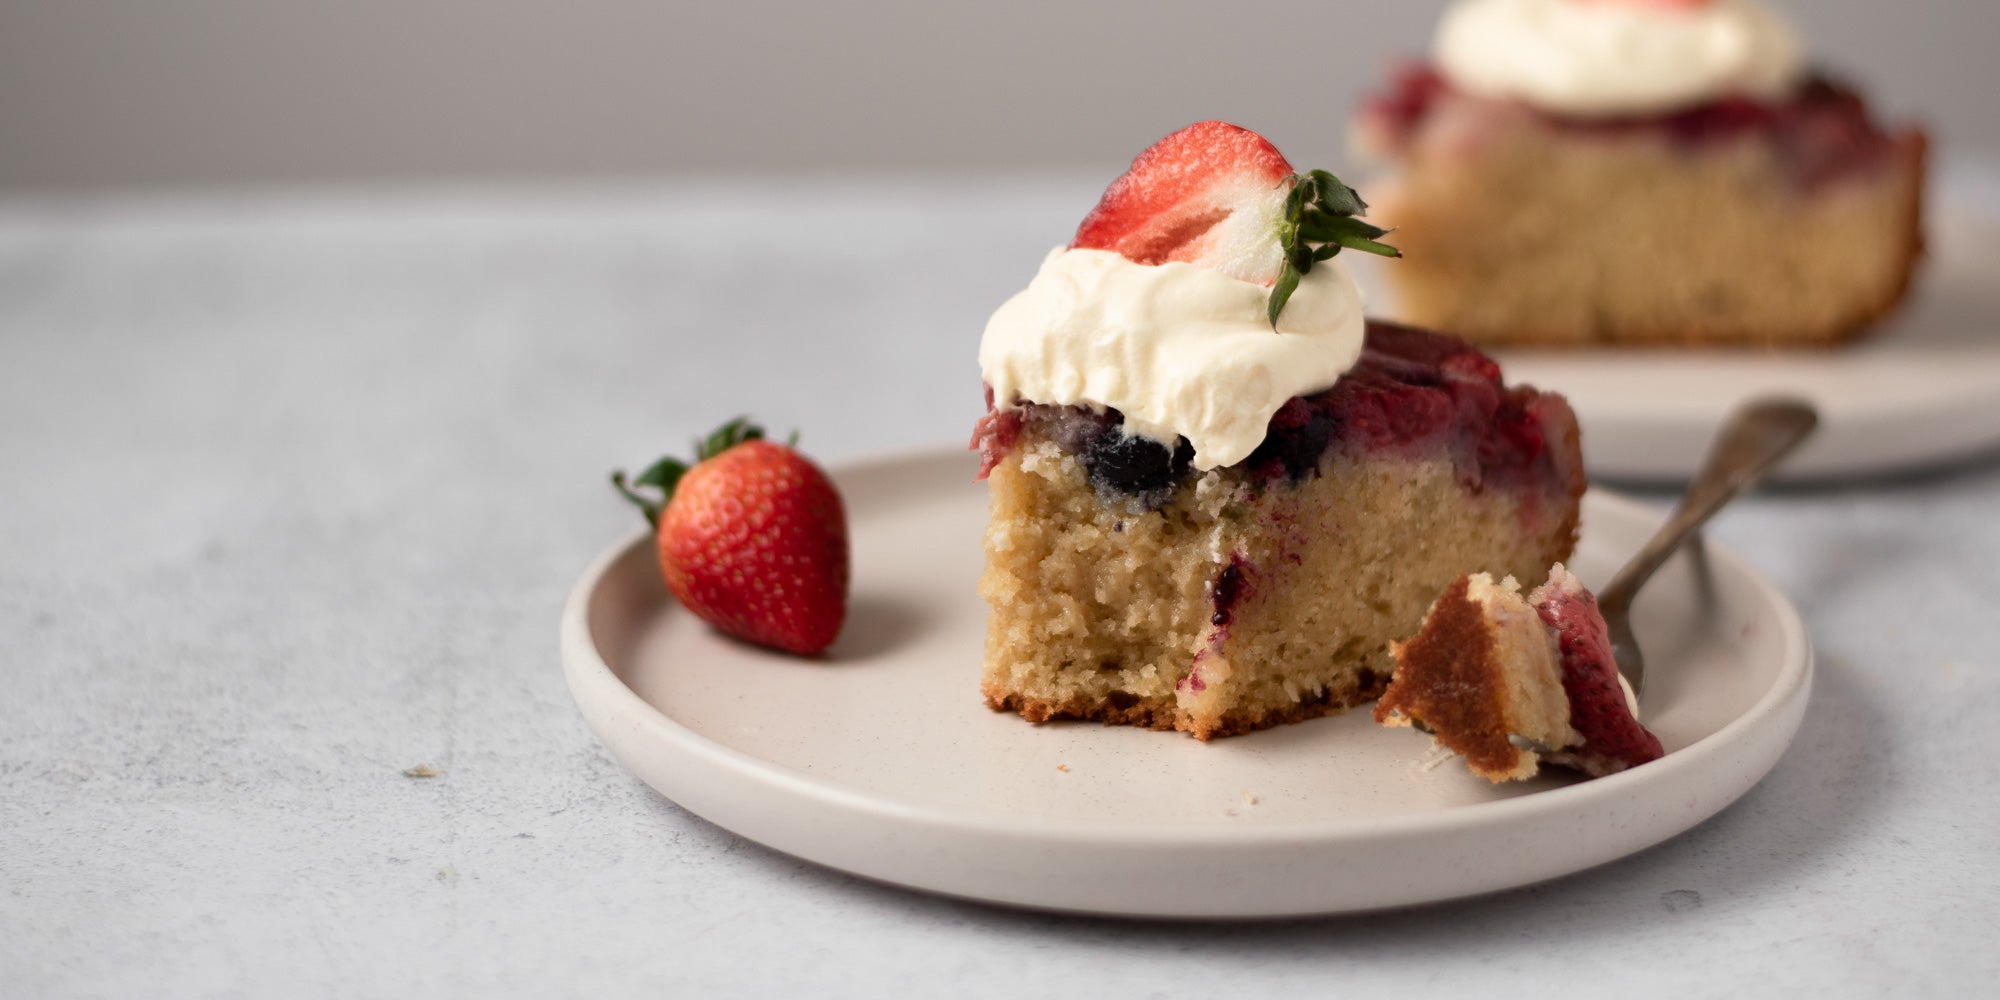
xmin=1354 ymin=0 xmax=1928 ymax=348
xmin=2 ymin=4 xmax=1976 ymax=197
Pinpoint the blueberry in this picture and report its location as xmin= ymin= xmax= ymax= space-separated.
xmin=1083 ymin=425 xmax=1192 ymax=509
xmin=1246 ymin=408 xmax=1337 ymax=484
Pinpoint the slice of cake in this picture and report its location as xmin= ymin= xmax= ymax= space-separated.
xmin=1354 ymin=0 xmax=1926 ymax=348
xmin=973 ymin=121 xmax=1586 ymax=740
xmin=1376 ymin=564 xmax=1664 ymax=780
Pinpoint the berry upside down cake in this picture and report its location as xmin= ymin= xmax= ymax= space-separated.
xmin=972 ymin=121 xmax=1585 ymax=740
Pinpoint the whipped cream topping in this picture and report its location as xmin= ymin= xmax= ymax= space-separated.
xmin=979 ymin=247 xmax=1366 ymax=470
xmin=1434 ymin=0 xmax=1806 ymax=117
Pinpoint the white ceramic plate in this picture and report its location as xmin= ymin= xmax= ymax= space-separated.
xmin=563 ymin=450 xmax=1812 ymax=918
xmin=1349 ymin=182 xmax=2000 ymax=481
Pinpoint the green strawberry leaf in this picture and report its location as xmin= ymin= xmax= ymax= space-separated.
xmin=632 ymin=455 xmax=688 ymax=493
xmin=1267 ymin=169 xmax=1400 ymax=329
xmin=1268 ymin=262 xmax=1303 ymax=329
xmin=610 ymin=468 xmax=668 ymax=528
xmin=698 ymin=417 xmax=764 ymax=461
xmin=614 ymin=417 xmax=792 ymax=528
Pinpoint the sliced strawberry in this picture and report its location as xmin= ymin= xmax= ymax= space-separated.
xmin=1531 ymin=567 xmax=1664 ymax=771
xmin=1071 ymin=120 xmax=1297 ymax=285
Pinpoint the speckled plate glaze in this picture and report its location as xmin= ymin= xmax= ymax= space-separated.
xmin=1350 ymin=185 xmax=2000 ymax=481
xmin=562 ymin=450 xmax=1812 ymax=918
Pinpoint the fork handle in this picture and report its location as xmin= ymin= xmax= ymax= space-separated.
xmin=1596 ymin=398 xmax=1819 ymax=612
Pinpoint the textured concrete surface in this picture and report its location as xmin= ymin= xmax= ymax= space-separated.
xmin=3 ymin=176 xmax=1997 ymax=997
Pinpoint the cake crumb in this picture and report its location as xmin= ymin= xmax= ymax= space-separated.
xmin=1242 ymin=791 xmax=1259 ymax=806
xmin=1056 ymin=764 xmax=1069 ymax=773
xmin=403 ymin=765 xmax=440 ymax=779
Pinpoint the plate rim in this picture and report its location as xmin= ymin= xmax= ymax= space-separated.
xmin=562 ymin=448 xmax=1814 ymax=910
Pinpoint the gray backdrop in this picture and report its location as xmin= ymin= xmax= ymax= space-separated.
xmin=0 ymin=0 xmax=1989 ymax=192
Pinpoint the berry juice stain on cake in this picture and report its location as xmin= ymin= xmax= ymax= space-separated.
xmin=973 ymin=120 xmax=1584 ymax=740
xmin=1209 ymin=557 xmax=1251 ymax=629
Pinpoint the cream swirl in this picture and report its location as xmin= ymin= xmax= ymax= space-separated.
xmin=1434 ymin=0 xmax=1806 ymax=117
xmin=978 ymin=248 xmax=1366 ymax=470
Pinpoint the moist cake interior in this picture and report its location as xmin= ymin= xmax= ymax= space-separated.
xmin=974 ymin=321 xmax=1585 ymax=740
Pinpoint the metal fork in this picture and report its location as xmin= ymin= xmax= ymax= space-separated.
xmin=1597 ymin=398 xmax=1820 ymax=700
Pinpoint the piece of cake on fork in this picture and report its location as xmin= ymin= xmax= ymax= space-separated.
xmin=1376 ymin=564 xmax=1664 ymax=780
xmin=972 ymin=121 xmax=1586 ymax=740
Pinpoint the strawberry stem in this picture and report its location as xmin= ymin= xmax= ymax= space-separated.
xmin=1268 ymin=169 xmax=1401 ymax=330
xmin=697 ymin=417 xmax=765 ymax=461
xmin=612 ymin=417 xmax=793 ymax=529
xmin=610 ymin=456 xmax=687 ymax=528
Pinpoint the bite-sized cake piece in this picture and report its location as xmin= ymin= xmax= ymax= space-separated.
xmin=1355 ymin=0 xmax=1926 ymax=348
xmin=1377 ymin=564 xmax=1664 ymax=780
xmin=973 ymin=121 xmax=1584 ymax=741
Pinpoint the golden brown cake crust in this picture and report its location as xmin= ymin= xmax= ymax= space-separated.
xmin=1374 ymin=577 xmax=1525 ymax=777
xmin=984 ymin=670 xmax=1390 ymax=742
xmin=982 ymin=688 xmax=1179 ymax=731
xmin=1851 ymin=130 xmax=1930 ymax=345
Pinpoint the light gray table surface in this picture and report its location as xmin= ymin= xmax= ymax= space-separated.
xmin=4 ymin=172 xmax=1997 ymax=998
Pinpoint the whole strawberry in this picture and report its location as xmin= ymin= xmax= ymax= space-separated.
xmin=613 ymin=418 xmax=849 ymax=655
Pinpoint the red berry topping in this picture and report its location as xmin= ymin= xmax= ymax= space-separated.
xmin=1072 ymin=120 xmax=1298 ymax=284
xmin=1535 ymin=578 xmax=1664 ymax=770
xmin=1067 ymin=121 xmax=1398 ymax=326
